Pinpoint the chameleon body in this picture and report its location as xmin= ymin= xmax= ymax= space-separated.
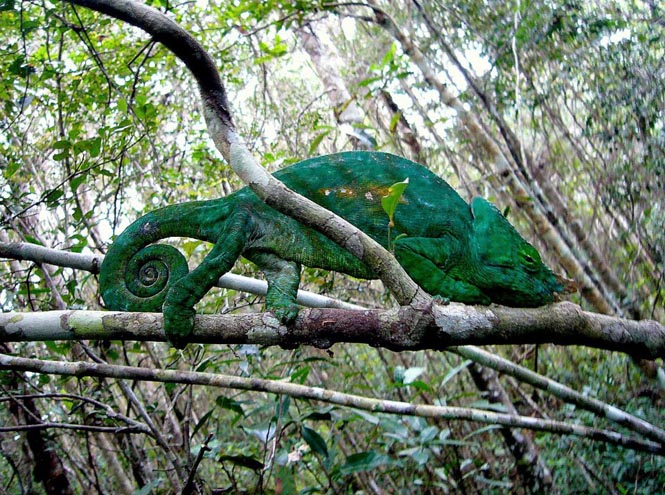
xmin=100 ymin=151 xmax=564 ymax=346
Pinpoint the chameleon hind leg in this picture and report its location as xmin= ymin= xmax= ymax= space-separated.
xmin=163 ymin=213 xmax=251 ymax=348
xmin=245 ymin=250 xmax=301 ymax=323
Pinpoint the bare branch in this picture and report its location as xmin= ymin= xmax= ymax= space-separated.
xmin=0 ymin=392 xmax=151 ymax=434
xmin=0 ymin=241 xmax=363 ymax=310
xmin=0 ymin=351 xmax=662 ymax=455
xmin=454 ymin=346 xmax=665 ymax=445
xmin=0 ymin=423 xmax=145 ymax=434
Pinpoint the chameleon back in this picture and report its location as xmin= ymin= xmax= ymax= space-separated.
xmin=272 ymin=151 xmax=472 ymax=246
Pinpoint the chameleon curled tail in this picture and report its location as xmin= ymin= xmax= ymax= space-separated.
xmin=100 ymin=243 xmax=188 ymax=313
xmin=99 ymin=205 xmax=196 ymax=313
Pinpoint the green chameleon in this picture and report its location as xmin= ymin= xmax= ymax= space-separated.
xmin=100 ymin=151 xmax=565 ymax=346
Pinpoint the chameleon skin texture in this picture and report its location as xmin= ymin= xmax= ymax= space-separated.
xmin=99 ymin=151 xmax=564 ymax=346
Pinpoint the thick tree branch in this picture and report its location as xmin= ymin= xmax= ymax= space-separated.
xmin=0 ymin=352 xmax=662 ymax=455
xmin=1 ymin=306 xmax=663 ymax=359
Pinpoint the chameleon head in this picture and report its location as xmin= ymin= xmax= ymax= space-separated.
xmin=469 ymin=197 xmax=567 ymax=307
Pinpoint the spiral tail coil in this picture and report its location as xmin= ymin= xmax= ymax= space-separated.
xmin=100 ymin=243 xmax=189 ymax=313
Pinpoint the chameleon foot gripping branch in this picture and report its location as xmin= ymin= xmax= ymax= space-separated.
xmin=100 ymin=151 xmax=566 ymax=346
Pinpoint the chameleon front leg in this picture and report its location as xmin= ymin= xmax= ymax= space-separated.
xmin=163 ymin=214 xmax=251 ymax=348
xmin=393 ymin=236 xmax=491 ymax=305
xmin=245 ymin=250 xmax=301 ymax=323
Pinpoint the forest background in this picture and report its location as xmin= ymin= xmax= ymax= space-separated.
xmin=0 ymin=0 xmax=664 ymax=493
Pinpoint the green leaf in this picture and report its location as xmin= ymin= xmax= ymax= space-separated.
xmin=440 ymin=359 xmax=471 ymax=388
xmin=191 ymin=409 xmax=214 ymax=438
xmin=393 ymin=365 xmax=405 ymax=384
xmin=418 ymin=425 xmax=439 ymax=443
xmin=358 ymin=75 xmax=382 ymax=87
xmin=301 ymin=426 xmax=328 ymax=458
xmin=0 ymin=0 xmax=16 ymax=12
xmin=21 ymin=19 xmax=40 ymax=35
xmin=352 ymin=409 xmax=380 ymax=425
xmin=397 ymin=446 xmax=430 ymax=465
xmin=52 ymin=139 xmax=71 ymax=150
xmin=381 ymin=178 xmax=409 ymax=227
xmin=244 ymin=422 xmax=276 ymax=443
xmin=70 ymin=174 xmax=86 ymax=191
xmin=381 ymin=42 xmax=397 ymax=67
xmin=8 ymin=55 xmax=35 ymax=78
xmin=308 ymin=131 xmax=330 ymax=155
xmin=73 ymin=137 xmax=102 ymax=157
xmin=45 ymin=188 xmax=64 ymax=207
xmin=301 ymin=406 xmax=333 ymax=422
xmin=24 ymin=236 xmax=43 ymax=246
xmin=389 ymin=110 xmax=402 ymax=132
xmin=276 ymin=466 xmax=297 ymax=495
xmin=290 ymin=364 xmax=310 ymax=384
xmin=182 ymin=240 xmax=204 ymax=257
xmin=52 ymin=151 xmax=70 ymax=162
xmin=44 ymin=340 xmax=70 ymax=355
xmin=407 ymin=380 xmax=433 ymax=393
xmin=4 ymin=161 xmax=20 ymax=179
xmin=215 ymin=396 xmax=244 ymax=417
xmin=340 ymin=451 xmax=390 ymax=475
xmin=275 ymin=395 xmax=290 ymax=418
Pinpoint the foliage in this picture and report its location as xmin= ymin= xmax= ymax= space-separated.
xmin=0 ymin=0 xmax=663 ymax=494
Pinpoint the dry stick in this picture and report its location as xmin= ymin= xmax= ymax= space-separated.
xmin=181 ymin=433 xmax=213 ymax=495
xmin=0 ymin=351 xmax=662 ymax=455
xmin=0 ymin=392 xmax=151 ymax=434
xmin=2 ymin=243 xmax=663 ymax=357
xmin=0 ymin=423 xmax=144 ymax=434
xmin=2 ymin=306 xmax=664 ymax=358
xmin=453 ymin=346 xmax=665 ymax=446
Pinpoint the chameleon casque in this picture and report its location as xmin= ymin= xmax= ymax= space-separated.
xmin=100 ymin=151 xmax=565 ymax=346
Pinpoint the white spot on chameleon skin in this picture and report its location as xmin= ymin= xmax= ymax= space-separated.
xmin=324 ymin=189 xmax=331 ymax=196
xmin=365 ymin=192 xmax=374 ymax=201
xmin=141 ymin=222 xmax=155 ymax=235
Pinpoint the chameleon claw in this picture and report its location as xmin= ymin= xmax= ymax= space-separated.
xmin=271 ymin=303 xmax=300 ymax=324
xmin=163 ymin=305 xmax=196 ymax=348
xmin=432 ymin=295 xmax=450 ymax=305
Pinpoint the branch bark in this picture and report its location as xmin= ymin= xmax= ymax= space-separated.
xmin=1 ymin=305 xmax=663 ymax=359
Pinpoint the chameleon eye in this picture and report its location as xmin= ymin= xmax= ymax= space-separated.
xmin=519 ymin=247 xmax=540 ymax=271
